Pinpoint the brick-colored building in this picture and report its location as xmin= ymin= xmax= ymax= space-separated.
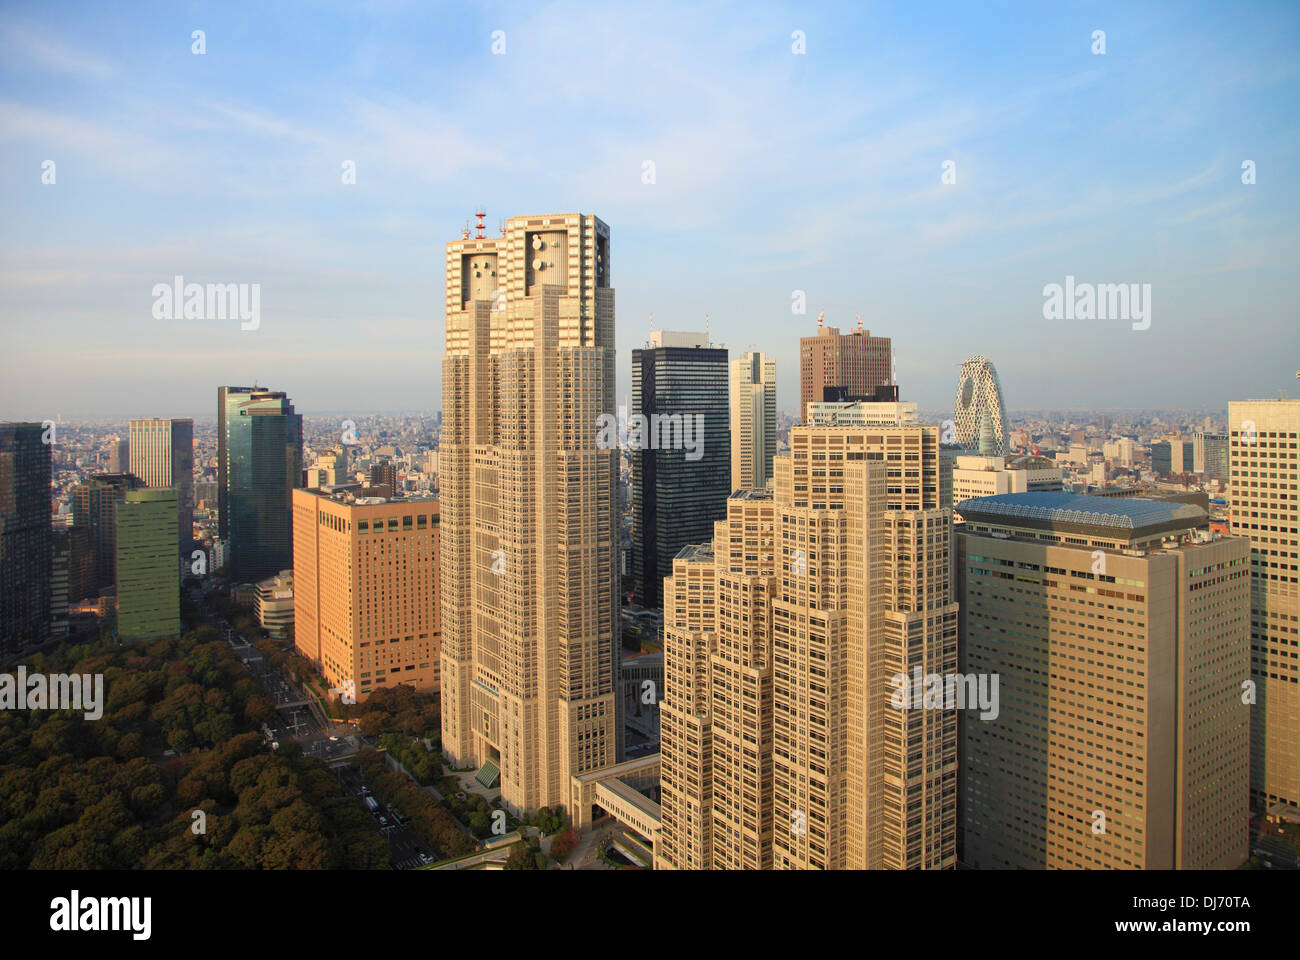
xmin=798 ymin=324 xmax=891 ymax=423
xmin=293 ymin=489 xmax=441 ymax=702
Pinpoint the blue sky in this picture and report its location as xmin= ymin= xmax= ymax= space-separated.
xmin=1 ymin=0 xmax=1297 ymax=420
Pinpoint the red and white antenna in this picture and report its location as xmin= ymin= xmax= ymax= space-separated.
xmin=461 ymin=220 xmax=471 ymax=240
xmin=856 ymin=312 xmax=863 ymax=332
xmin=474 ymin=208 xmax=486 ymax=239
xmin=817 ymin=310 xmax=824 ymax=330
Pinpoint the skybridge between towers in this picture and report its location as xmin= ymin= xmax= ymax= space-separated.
xmin=570 ymin=754 xmax=662 ymax=858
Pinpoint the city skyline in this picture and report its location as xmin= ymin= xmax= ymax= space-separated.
xmin=3 ymin=2 xmax=1298 ymax=419
xmin=0 ymin=0 xmax=1297 ymax=893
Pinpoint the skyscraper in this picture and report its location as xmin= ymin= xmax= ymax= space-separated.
xmin=50 ymin=526 xmax=70 ymax=640
xmin=658 ymin=413 xmax=958 ymax=869
xmin=730 ymin=349 xmax=777 ymax=492
xmin=1229 ymin=399 xmax=1300 ymax=812
xmin=108 ymin=437 xmax=129 ymax=473
xmin=129 ymin=417 xmax=194 ymax=552
xmin=1152 ymin=437 xmax=1194 ymax=477
xmin=798 ymin=321 xmax=892 ymax=423
xmin=630 ymin=330 xmax=730 ymax=608
xmin=0 ymin=423 xmax=52 ymax=658
xmin=953 ymin=356 xmax=1010 ymax=457
xmin=115 ymin=487 xmax=180 ymax=642
xmin=72 ymin=472 xmax=145 ymax=594
xmin=293 ymin=489 xmax=441 ymax=701
xmin=218 ymin=387 xmax=304 ymax=583
xmin=369 ymin=462 xmax=398 ymax=497
xmin=440 ymin=212 xmax=620 ymax=815
xmin=957 ymin=493 xmax=1251 ymax=869
xmin=1193 ymin=431 xmax=1229 ymax=478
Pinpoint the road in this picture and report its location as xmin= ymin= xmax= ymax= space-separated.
xmin=332 ymin=763 xmax=435 ymax=869
xmin=189 ymin=586 xmax=421 ymax=867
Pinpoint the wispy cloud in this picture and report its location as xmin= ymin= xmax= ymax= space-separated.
xmin=0 ymin=21 xmax=116 ymax=79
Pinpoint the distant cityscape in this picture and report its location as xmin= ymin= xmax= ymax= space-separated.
xmin=1 ymin=210 xmax=1296 ymax=877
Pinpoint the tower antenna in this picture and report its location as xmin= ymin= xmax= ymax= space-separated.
xmin=817 ymin=310 xmax=824 ymax=330
xmin=856 ymin=312 xmax=862 ymax=333
xmin=705 ymin=313 xmax=710 ymax=343
xmin=474 ymin=208 xmax=486 ymax=240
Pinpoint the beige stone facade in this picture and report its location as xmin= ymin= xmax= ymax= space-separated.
xmin=440 ymin=213 xmax=620 ymax=817
xmin=1229 ymin=399 xmax=1300 ymax=810
xmin=658 ymin=419 xmax=958 ymax=869
xmin=730 ymin=350 xmax=776 ymax=492
xmin=957 ymin=495 xmax=1251 ymax=869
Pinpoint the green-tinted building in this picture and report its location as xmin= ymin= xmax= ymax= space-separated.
xmin=218 ymin=386 xmax=304 ymax=582
xmin=115 ymin=487 xmax=179 ymax=642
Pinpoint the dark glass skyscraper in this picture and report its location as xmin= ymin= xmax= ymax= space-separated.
xmin=629 ymin=331 xmax=729 ymax=608
xmin=72 ymin=472 xmax=145 ymax=594
xmin=218 ymin=386 xmax=304 ymax=583
xmin=0 ymin=422 xmax=52 ymax=657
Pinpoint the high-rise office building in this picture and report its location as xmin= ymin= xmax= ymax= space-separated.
xmin=1193 ymin=432 xmax=1229 ymax=478
xmin=658 ymin=415 xmax=958 ymax=869
xmin=218 ymin=386 xmax=304 ymax=583
xmin=129 ymin=418 xmax=194 ymax=553
xmin=50 ymin=527 xmax=70 ymax=640
xmin=953 ymin=356 xmax=1010 ymax=456
xmin=0 ymin=423 xmax=52 ymax=658
xmin=115 ymin=487 xmax=180 ymax=642
xmin=630 ymin=330 xmax=730 ymax=608
xmin=957 ymin=493 xmax=1251 ymax=869
xmin=1229 ymin=399 xmax=1300 ymax=811
xmin=293 ymin=489 xmax=440 ymax=701
xmin=730 ymin=349 xmax=777 ymax=492
xmin=798 ymin=322 xmax=892 ymax=423
xmin=72 ymin=472 xmax=145 ymax=594
xmin=369 ymin=462 xmax=398 ymax=497
xmin=440 ymin=212 xmax=620 ymax=815
xmin=1152 ymin=437 xmax=1194 ymax=477
xmin=67 ymin=525 xmax=94 ymax=604
xmin=108 ymin=437 xmax=129 ymax=473
xmin=1103 ymin=437 xmax=1138 ymax=468
xmin=656 ymin=540 xmax=719 ymax=870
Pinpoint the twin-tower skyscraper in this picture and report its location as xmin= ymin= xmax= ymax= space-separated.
xmin=440 ymin=214 xmax=621 ymax=814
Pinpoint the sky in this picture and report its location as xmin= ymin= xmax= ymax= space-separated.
xmin=1 ymin=0 xmax=1298 ymax=421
